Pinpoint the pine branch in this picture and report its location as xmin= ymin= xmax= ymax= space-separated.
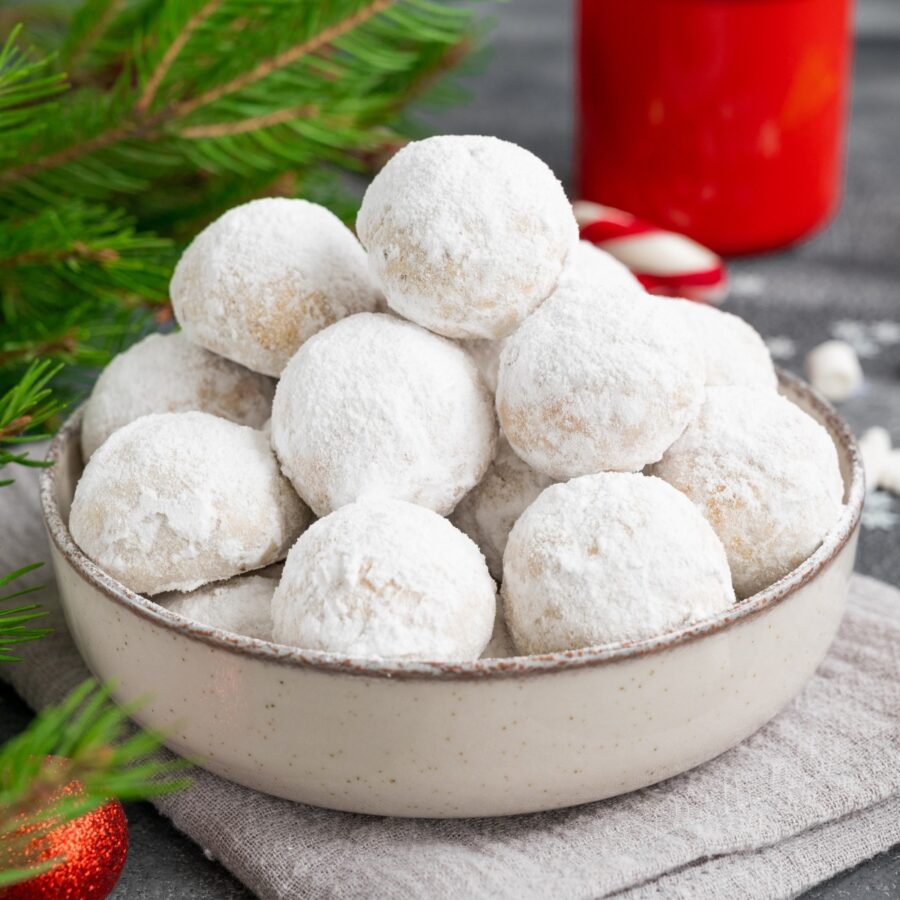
xmin=0 ymin=25 xmax=67 ymax=148
xmin=0 ymin=360 xmax=65 ymax=658
xmin=0 ymin=1 xmax=481 ymax=200
xmin=0 ymin=360 xmax=63 ymax=458
xmin=0 ymin=680 xmax=190 ymax=887
xmin=136 ymin=0 xmax=223 ymax=114
xmin=0 ymin=1 xmax=483 ymax=385
xmin=62 ymin=0 xmax=124 ymax=72
xmin=172 ymin=0 xmax=396 ymax=117
xmin=0 ymin=564 xmax=50 ymax=663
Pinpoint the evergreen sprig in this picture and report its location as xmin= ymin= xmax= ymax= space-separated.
xmin=0 ymin=680 xmax=191 ymax=887
xmin=0 ymin=360 xmax=63 ymax=659
xmin=0 ymin=0 xmax=484 ymax=398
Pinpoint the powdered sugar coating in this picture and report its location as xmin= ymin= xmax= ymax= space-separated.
xmin=272 ymin=500 xmax=496 ymax=660
xmin=357 ymin=135 xmax=577 ymax=340
xmin=502 ymin=473 xmax=735 ymax=654
xmin=558 ymin=239 xmax=642 ymax=293
xmin=451 ymin=437 xmax=555 ymax=580
xmin=664 ymin=299 xmax=777 ymax=389
xmin=70 ymin=412 xmax=311 ymax=595
xmin=171 ymin=198 xmax=379 ymax=376
xmin=651 ymin=387 xmax=844 ymax=598
xmin=81 ymin=332 xmax=274 ymax=460
xmin=497 ymin=284 xmax=705 ymax=477
xmin=460 ymin=241 xmax=641 ymax=393
xmin=156 ymin=566 xmax=281 ymax=641
xmin=272 ymin=313 xmax=497 ymax=516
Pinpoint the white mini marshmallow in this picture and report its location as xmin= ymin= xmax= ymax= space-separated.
xmin=858 ymin=427 xmax=892 ymax=492
xmin=804 ymin=340 xmax=863 ymax=402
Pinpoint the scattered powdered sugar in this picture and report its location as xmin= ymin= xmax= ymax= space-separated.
xmin=171 ymin=198 xmax=379 ymax=377
xmin=502 ymin=473 xmax=735 ymax=654
xmin=357 ymin=135 xmax=577 ymax=340
xmin=271 ymin=499 xmax=496 ymax=661
xmin=497 ymin=283 xmax=705 ymax=477
xmin=451 ymin=437 xmax=555 ymax=580
xmin=70 ymin=411 xmax=311 ymax=595
xmin=271 ymin=313 xmax=497 ymax=517
xmin=155 ymin=565 xmax=282 ymax=641
xmin=459 ymin=240 xmax=642 ymax=394
xmin=661 ymin=298 xmax=777 ymax=390
xmin=81 ymin=332 xmax=274 ymax=460
xmin=651 ymin=387 xmax=844 ymax=599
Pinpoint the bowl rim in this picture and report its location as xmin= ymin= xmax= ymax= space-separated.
xmin=41 ymin=369 xmax=864 ymax=681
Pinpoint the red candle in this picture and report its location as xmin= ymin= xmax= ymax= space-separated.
xmin=577 ymin=0 xmax=854 ymax=255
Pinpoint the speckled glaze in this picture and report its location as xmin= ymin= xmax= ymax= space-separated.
xmin=41 ymin=371 xmax=863 ymax=818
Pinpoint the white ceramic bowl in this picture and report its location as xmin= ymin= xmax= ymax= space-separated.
xmin=41 ymin=371 xmax=863 ymax=818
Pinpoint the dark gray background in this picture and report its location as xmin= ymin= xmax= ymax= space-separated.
xmin=1 ymin=0 xmax=898 ymax=896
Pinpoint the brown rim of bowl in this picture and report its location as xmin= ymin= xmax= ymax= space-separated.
xmin=41 ymin=369 xmax=864 ymax=682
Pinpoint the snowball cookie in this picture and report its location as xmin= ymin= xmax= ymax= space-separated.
xmin=459 ymin=243 xmax=641 ymax=394
xmin=272 ymin=500 xmax=496 ymax=660
xmin=558 ymin=239 xmax=642 ymax=292
xmin=664 ymin=299 xmax=777 ymax=390
xmin=503 ymin=473 xmax=735 ymax=654
xmin=156 ymin=566 xmax=281 ymax=641
xmin=70 ymin=412 xmax=311 ymax=595
xmin=81 ymin=332 xmax=274 ymax=460
xmin=356 ymin=135 xmax=577 ymax=340
xmin=651 ymin=387 xmax=844 ymax=599
xmin=497 ymin=284 xmax=704 ymax=477
xmin=451 ymin=438 xmax=555 ymax=580
xmin=272 ymin=313 xmax=497 ymax=516
xmin=171 ymin=198 xmax=379 ymax=376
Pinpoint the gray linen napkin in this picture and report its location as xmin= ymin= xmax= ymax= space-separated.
xmin=2 ymin=460 xmax=898 ymax=900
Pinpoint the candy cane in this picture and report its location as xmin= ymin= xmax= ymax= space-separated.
xmin=572 ymin=201 xmax=728 ymax=304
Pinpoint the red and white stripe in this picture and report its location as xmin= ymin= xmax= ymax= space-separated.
xmin=572 ymin=201 xmax=728 ymax=304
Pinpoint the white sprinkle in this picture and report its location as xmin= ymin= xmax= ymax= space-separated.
xmin=730 ymin=273 xmax=766 ymax=297
xmin=858 ymin=427 xmax=892 ymax=492
xmin=861 ymin=490 xmax=899 ymax=530
xmin=765 ymin=335 xmax=797 ymax=360
xmin=804 ymin=339 xmax=864 ymax=402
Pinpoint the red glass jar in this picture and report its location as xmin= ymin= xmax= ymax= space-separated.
xmin=577 ymin=0 xmax=854 ymax=255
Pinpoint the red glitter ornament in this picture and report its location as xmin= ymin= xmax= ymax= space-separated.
xmin=1 ymin=758 xmax=128 ymax=900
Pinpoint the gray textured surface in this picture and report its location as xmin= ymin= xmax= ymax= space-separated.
xmin=1 ymin=1 xmax=898 ymax=897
